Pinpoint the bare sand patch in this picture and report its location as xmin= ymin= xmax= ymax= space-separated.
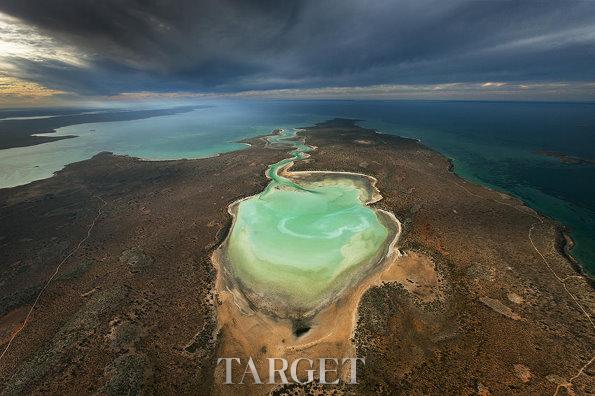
xmin=507 ymin=292 xmax=524 ymax=305
xmin=480 ymin=297 xmax=522 ymax=320
xmin=514 ymin=364 xmax=532 ymax=383
xmin=211 ymin=245 xmax=442 ymax=394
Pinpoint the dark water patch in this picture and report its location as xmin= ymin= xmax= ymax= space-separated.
xmin=292 ymin=320 xmax=311 ymax=337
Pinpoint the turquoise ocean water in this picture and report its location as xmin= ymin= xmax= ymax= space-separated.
xmin=1 ymin=100 xmax=593 ymax=274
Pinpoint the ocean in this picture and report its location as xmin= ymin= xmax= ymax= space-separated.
xmin=1 ymin=100 xmax=593 ymax=274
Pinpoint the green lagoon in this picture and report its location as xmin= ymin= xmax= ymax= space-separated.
xmin=223 ymin=130 xmax=395 ymax=316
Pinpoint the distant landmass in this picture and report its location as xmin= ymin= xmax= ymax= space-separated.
xmin=0 ymin=106 xmax=201 ymax=150
xmin=538 ymin=149 xmax=595 ymax=165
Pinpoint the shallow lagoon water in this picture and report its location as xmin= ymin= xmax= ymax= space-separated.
xmin=224 ymin=130 xmax=392 ymax=315
xmin=227 ymin=177 xmax=390 ymax=313
xmin=0 ymin=104 xmax=320 ymax=188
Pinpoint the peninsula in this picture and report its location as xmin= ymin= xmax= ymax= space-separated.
xmin=0 ymin=120 xmax=592 ymax=395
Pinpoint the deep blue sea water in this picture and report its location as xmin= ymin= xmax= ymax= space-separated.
xmin=1 ymin=100 xmax=593 ymax=274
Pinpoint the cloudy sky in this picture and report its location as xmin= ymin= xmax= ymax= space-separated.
xmin=0 ymin=0 xmax=594 ymax=106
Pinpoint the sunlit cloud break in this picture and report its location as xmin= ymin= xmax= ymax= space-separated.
xmin=0 ymin=12 xmax=86 ymax=70
xmin=0 ymin=75 xmax=67 ymax=106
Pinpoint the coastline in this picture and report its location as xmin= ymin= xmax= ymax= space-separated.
xmin=555 ymin=226 xmax=594 ymax=286
xmin=409 ymin=126 xmax=591 ymax=283
xmin=443 ymin=148 xmax=591 ymax=281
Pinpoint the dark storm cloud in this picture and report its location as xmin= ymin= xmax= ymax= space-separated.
xmin=1 ymin=0 xmax=594 ymax=95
